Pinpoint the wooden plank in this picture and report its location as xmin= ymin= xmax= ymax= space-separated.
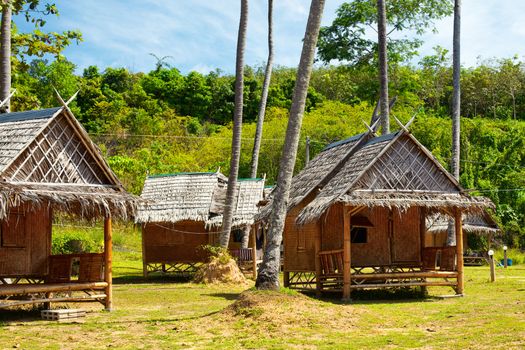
xmin=0 ymin=294 xmax=106 ymax=309
xmin=455 ymin=209 xmax=464 ymax=294
xmin=251 ymin=226 xmax=257 ymax=279
xmin=351 ymin=281 xmax=457 ymax=289
xmin=352 ymin=271 xmax=458 ymax=279
xmin=104 ymin=216 xmax=113 ymax=310
xmin=342 ymin=205 xmax=351 ymax=300
xmin=0 ymin=281 xmax=107 ymax=296
xmin=315 ymin=214 xmax=322 ymax=295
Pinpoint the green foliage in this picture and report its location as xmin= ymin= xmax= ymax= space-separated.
xmin=199 ymin=244 xmax=232 ymax=264
xmin=317 ymin=0 xmax=453 ymax=66
xmin=52 ymin=228 xmax=103 ymax=255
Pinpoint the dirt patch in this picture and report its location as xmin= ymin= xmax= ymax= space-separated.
xmin=193 ymin=256 xmax=247 ymax=285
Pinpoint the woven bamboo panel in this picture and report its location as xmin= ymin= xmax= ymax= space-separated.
xmin=3 ymin=114 xmax=111 ymax=185
xmin=355 ymin=134 xmax=457 ymax=192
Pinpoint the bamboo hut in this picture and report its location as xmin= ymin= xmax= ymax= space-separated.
xmin=0 ymin=107 xmax=139 ymax=310
xmin=136 ymin=172 xmax=265 ymax=277
xmin=259 ymin=128 xmax=492 ymax=299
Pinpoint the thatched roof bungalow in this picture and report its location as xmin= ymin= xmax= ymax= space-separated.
xmin=136 ymin=172 xmax=264 ymax=277
xmin=259 ymin=128 xmax=492 ymax=299
xmin=0 ymin=107 xmax=139 ymax=310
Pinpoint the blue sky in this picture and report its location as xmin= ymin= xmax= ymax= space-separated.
xmin=15 ymin=0 xmax=525 ymax=74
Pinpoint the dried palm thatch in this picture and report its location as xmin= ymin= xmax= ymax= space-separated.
xmin=295 ymin=131 xmax=493 ymax=224
xmin=426 ymin=211 xmax=499 ymax=235
xmin=0 ymin=107 xmax=139 ymax=220
xmin=257 ymin=133 xmax=372 ymax=221
xmin=136 ymin=172 xmax=264 ymax=228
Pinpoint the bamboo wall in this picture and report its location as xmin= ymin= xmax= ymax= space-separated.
xmin=0 ymin=205 xmax=51 ymax=277
xmin=349 ymin=207 xmax=391 ymax=266
xmin=283 ymin=193 xmax=319 ymax=272
xmin=143 ymin=221 xmax=211 ymax=263
xmin=284 ymin=203 xmax=424 ymax=272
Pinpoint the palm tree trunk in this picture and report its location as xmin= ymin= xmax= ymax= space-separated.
xmin=249 ymin=0 xmax=273 ymax=179
xmin=448 ymin=0 xmax=461 ymax=246
xmin=377 ymin=0 xmax=389 ymax=135
xmin=220 ymin=0 xmax=248 ymax=248
xmin=256 ymin=0 xmax=326 ymax=290
xmin=0 ymin=1 xmax=11 ymax=113
xmin=242 ymin=0 xmax=274 ymax=249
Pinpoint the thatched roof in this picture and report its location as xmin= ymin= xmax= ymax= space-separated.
xmin=0 ymin=107 xmax=139 ymax=220
xmin=426 ymin=211 xmax=499 ymax=235
xmin=136 ymin=172 xmax=265 ymax=228
xmin=257 ymin=129 xmax=493 ymax=225
xmin=258 ymin=133 xmax=371 ymax=220
xmin=296 ymin=131 xmax=493 ymax=223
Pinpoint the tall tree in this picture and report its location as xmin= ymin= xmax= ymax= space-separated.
xmin=249 ymin=0 xmax=273 ymax=179
xmin=377 ymin=0 xmax=389 ymax=134
xmin=219 ymin=0 xmax=248 ymax=248
xmin=448 ymin=0 xmax=461 ymax=245
xmin=256 ymin=0 xmax=326 ymax=290
xmin=241 ymin=0 xmax=273 ymax=249
xmin=317 ymin=0 xmax=453 ymax=66
xmin=0 ymin=0 xmax=11 ymax=112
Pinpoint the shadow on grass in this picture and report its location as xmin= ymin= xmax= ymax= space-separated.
xmin=112 ymin=274 xmax=193 ymax=285
xmin=202 ymin=292 xmax=241 ymax=301
xmin=0 ymin=308 xmax=42 ymax=323
xmin=305 ymin=287 xmax=436 ymax=305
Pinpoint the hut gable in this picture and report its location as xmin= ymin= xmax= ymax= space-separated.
xmin=1 ymin=111 xmax=113 ymax=185
xmin=0 ymin=107 xmax=138 ymax=220
xmin=352 ymin=133 xmax=459 ymax=192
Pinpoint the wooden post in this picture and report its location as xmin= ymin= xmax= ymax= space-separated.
xmin=503 ymin=246 xmax=508 ymax=268
xmin=251 ymin=226 xmax=257 ymax=279
xmin=454 ymin=209 xmax=464 ymax=295
xmin=419 ymin=207 xmax=428 ymax=295
xmin=283 ymin=271 xmax=290 ymax=288
xmin=315 ymin=223 xmax=322 ymax=296
xmin=489 ymin=253 xmax=496 ymax=282
xmin=141 ymin=224 xmax=148 ymax=278
xmin=104 ymin=216 xmax=113 ymax=311
xmin=342 ymin=206 xmax=351 ymax=301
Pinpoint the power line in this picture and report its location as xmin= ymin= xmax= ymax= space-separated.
xmin=468 ymin=188 xmax=525 ymax=193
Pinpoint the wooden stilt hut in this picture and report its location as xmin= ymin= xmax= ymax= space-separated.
xmin=136 ymin=172 xmax=265 ymax=277
xmin=0 ymin=107 xmax=138 ymax=310
xmin=259 ymin=128 xmax=492 ymax=299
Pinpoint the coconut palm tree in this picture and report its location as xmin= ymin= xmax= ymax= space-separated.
xmin=0 ymin=0 xmax=11 ymax=113
xmin=448 ymin=0 xmax=461 ymax=246
xmin=377 ymin=0 xmax=389 ymax=134
xmin=240 ymin=0 xmax=274 ymax=249
xmin=451 ymin=0 xmax=461 ymax=181
xmin=256 ymin=0 xmax=326 ymax=290
xmin=250 ymin=0 xmax=273 ymax=179
xmin=220 ymin=0 xmax=248 ymax=248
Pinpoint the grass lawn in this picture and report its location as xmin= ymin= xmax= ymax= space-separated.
xmin=0 ymin=224 xmax=523 ymax=349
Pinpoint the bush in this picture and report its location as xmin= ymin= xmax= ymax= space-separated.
xmin=52 ymin=230 xmax=103 ymax=255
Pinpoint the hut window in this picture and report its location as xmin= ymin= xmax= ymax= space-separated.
xmin=351 ymin=227 xmax=367 ymax=244
xmin=1 ymin=214 xmax=26 ymax=248
xmin=232 ymin=229 xmax=244 ymax=243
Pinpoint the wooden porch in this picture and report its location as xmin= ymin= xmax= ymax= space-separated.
xmin=0 ymin=217 xmax=113 ymax=310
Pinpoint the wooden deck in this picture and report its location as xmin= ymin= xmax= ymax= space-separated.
xmin=0 ymin=252 xmax=108 ymax=309
xmin=285 ymin=248 xmax=460 ymax=294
